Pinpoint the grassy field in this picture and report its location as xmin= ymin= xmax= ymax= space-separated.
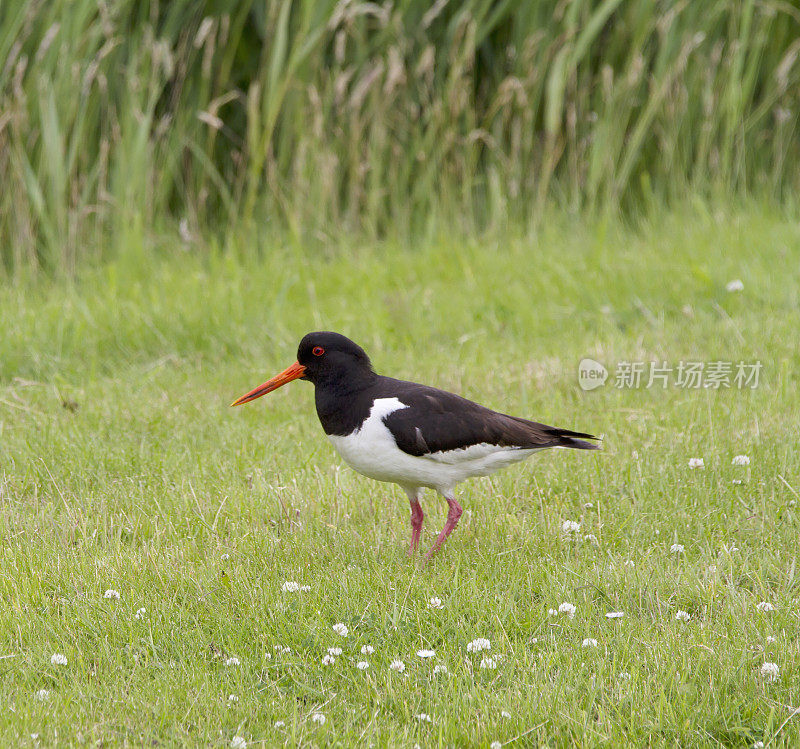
xmin=1 ymin=204 xmax=798 ymax=745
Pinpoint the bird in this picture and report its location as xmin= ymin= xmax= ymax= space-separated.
xmin=232 ymin=332 xmax=599 ymax=559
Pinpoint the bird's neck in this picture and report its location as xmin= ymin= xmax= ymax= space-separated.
xmin=314 ymin=370 xmax=379 ymax=435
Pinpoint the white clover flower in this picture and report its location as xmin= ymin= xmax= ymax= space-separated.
xmin=134 ymin=607 xmax=146 ymax=620
xmin=225 ymin=656 xmax=241 ymax=667
xmin=360 ymin=645 xmax=374 ymax=655
xmin=281 ymin=581 xmax=300 ymax=592
xmin=322 ymin=654 xmax=336 ymax=666
xmin=732 ymin=479 xmax=743 ymax=485
xmin=273 ymin=645 xmax=291 ymax=654
xmin=624 ymin=560 xmax=635 ymax=568
xmin=675 ymin=610 xmax=691 ymax=622
xmin=332 ymin=623 xmax=349 ymax=637
xmin=726 ymin=279 xmax=744 ymax=292
xmin=584 ymin=502 xmax=594 ymax=509
xmin=479 ymin=656 xmax=498 ymax=670
xmin=547 ymin=608 xmax=558 ymax=616
xmin=414 ymin=713 xmax=432 ymax=723
xmin=605 ymin=611 xmax=624 ymax=619
xmin=561 ymin=520 xmax=581 ymax=534
xmin=732 ymin=455 xmax=750 ymax=466
xmin=50 ymin=653 xmax=67 ymax=666
xmin=688 ymin=458 xmax=704 ymax=469
xmin=753 ymin=742 xmax=765 ymax=749
xmin=583 ymin=533 xmax=599 ymax=546
xmin=618 ymin=672 xmax=631 ymax=681
xmin=670 ymin=543 xmax=685 ymax=554
xmin=756 ymin=601 xmax=775 ymax=613
xmin=433 ymin=664 xmax=448 ymax=675
xmin=228 ymin=694 xmax=238 ymax=703
xmin=35 ymin=689 xmax=50 ymax=701
xmin=760 ymin=662 xmax=779 ymax=682
xmin=274 ymin=721 xmax=285 ymax=729
xmin=103 ymin=589 xmax=120 ymax=600
xmin=582 ymin=638 xmax=598 ymax=648
xmin=427 ymin=597 xmax=443 ymax=609
xmin=466 ymin=638 xmax=491 ymax=653
xmin=356 ymin=661 xmax=369 ymax=670
xmin=311 ymin=712 xmax=326 ymax=725
xmin=490 ymin=741 xmax=502 ymax=749
xmin=416 ymin=649 xmax=435 ymax=659
xmin=327 ymin=646 xmax=343 ymax=656
xmin=530 ymin=637 xmax=538 ymax=644
xmin=501 ymin=710 xmax=511 ymax=719
xmin=389 ymin=659 xmax=406 ymax=673
xmin=300 ymin=584 xmax=311 ymax=592
xmin=221 ymin=553 xmax=230 ymax=561
xmin=558 ymin=602 xmax=577 ymax=618
xmin=766 ymin=635 xmax=777 ymax=644
xmin=230 ymin=737 xmax=247 ymax=749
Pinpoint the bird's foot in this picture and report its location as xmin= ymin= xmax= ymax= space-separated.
xmin=424 ymin=497 xmax=462 ymax=561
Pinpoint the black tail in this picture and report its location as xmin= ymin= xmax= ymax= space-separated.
xmin=547 ymin=426 xmax=601 ymax=450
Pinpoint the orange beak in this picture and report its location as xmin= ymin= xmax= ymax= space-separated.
xmin=230 ymin=361 xmax=306 ymax=407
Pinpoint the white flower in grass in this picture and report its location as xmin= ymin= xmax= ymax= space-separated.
xmin=332 ymin=623 xmax=349 ymax=637
xmin=230 ymin=737 xmax=247 ymax=749
xmin=300 ymin=584 xmax=311 ymax=592
xmin=760 ymin=662 xmax=779 ymax=682
xmin=547 ymin=608 xmax=558 ymax=616
xmin=584 ymin=533 xmax=599 ymax=546
xmin=675 ymin=610 xmax=691 ymax=622
xmin=562 ymin=520 xmax=581 ymax=534
xmin=311 ymin=712 xmax=326 ymax=724
xmin=389 ymin=659 xmax=405 ymax=673
xmin=732 ymin=455 xmax=750 ymax=466
xmin=274 ymin=721 xmax=285 ymax=729
xmin=756 ymin=601 xmax=775 ymax=613
xmin=360 ymin=645 xmax=375 ymax=655
xmin=50 ymin=653 xmax=67 ymax=666
xmin=274 ymin=645 xmax=291 ymax=654
xmin=766 ymin=635 xmax=777 ymax=644
xmin=479 ymin=656 xmax=498 ymax=670
xmin=466 ymin=638 xmax=491 ymax=653
xmin=581 ymin=638 xmax=598 ymax=648
xmin=228 ymin=694 xmax=238 ymax=703
xmin=726 ymin=279 xmax=744 ymax=292
xmin=322 ymin=654 xmax=336 ymax=666
xmin=35 ymin=689 xmax=50 ymax=701
xmin=281 ymin=581 xmax=300 ymax=592
xmin=688 ymin=458 xmax=704 ymax=469
xmin=225 ymin=656 xmax=240 ymax=667
xmin=356 ymin=661 xmax=369 ymax=670
xmin=103 ymin=589 xmax=120 ymax=600
xmin=221 ymin=553 xmax=230 ymax=561
xmin=490 ymin=742 xmax=502 ymax=749
xmin=753 ymin=742 xmax=765 ymax=749
xmin=618 ymin=672 xmax=631 ymax=681
xmin=605 ymin=611 xmax=624 ymax=619
xmin=433 ymin=664 xmax=448 ymax=675
xmin=328 ymin=647 xmax=342 ymax=656
xmin=501 ymin=710 xmax=511 ymax=719
xmin=427 ymin=597 xmax=443 ymax=609
xmin=134 ymin=607 xmax=146 ymax=620
xmin=414 ymin=713 xmax=432 ymax=723
xmin=624 ymin=560 xmax=635 ymax=568
xmin=558 ymin=602 xmax=577 ymax=618
xmin=416 ymin=649 xmax=435 ymax=659
xmin=670 ymin=543 xmax=684 ymax=554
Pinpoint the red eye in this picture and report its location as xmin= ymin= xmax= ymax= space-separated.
xmin=312 ymin=346 xmax=325 ymax=357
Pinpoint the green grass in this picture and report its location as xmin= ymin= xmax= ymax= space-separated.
xmin=3 ymin=0 xmax=800 ymax=272
xmin=1 ymin=204 xmax=800 ymax=745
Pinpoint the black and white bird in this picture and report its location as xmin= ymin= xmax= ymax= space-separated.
xmin=232 ymin=332 xmax=599 ymax=559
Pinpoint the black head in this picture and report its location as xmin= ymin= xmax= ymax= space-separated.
xmin=297 ymin=332 xmax=374 ymax=386
xmin=231 ymin=332 xmax=375 ymax=406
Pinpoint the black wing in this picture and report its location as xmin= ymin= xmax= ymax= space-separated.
xmin=379 ymin=378 xmax=599 ymax=457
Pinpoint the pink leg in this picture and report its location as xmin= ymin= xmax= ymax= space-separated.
xmin=424 ymin=494 xmax=463 ymax=560
xmin=406 ymin=489 xmax=424 ymax=555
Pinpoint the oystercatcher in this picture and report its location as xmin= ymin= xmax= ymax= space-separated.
xmin=232 ymin=332 xmax=599 ymax=559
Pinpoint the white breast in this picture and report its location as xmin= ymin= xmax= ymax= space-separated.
xmin=327 ymin=397 xmax=541 ymax=493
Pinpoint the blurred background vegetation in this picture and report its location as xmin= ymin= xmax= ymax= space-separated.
xmin=2 ymin=0 xmax=799 ymax=274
